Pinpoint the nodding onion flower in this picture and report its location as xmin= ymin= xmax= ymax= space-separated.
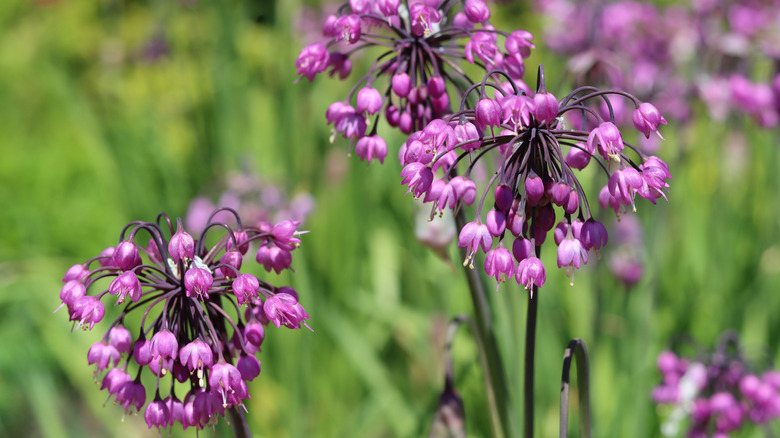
xmin=399 ymin=66 xmax=670 ymax=289
xmin=57 ymin=209 xmax=310 ymax=431
xmin=296 ymin=0 xmax=535 ymax=163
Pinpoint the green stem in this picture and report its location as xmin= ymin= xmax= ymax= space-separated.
xmin=559 ymin=339 xmax=592 ymax=438
xmin=228 ymin=406 xmax=253 ymax=438
xmin=454 ymin=208 xmax=515 ymax=438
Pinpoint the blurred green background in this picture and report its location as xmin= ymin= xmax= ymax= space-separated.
xmin=2 ymin=0 xmax=780 ymax=437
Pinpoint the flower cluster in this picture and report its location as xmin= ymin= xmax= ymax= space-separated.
xmin=56 ymin=209 xmax=310 ymax=431
xmin=653 ymin=335 xmax=780 ymax=437
xmin=400 ymin=67 xmax=670 ymax=291
xmin=186 ymin=169 xmax=315 ymax=233
xmin=296 ymin=0 xmax=535 ymax=163
xmin=538 ymin=0 xmax=780 ymax=128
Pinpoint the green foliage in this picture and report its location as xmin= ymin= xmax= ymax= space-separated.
xmin=2 ymin=1 xmax=780 ymax=437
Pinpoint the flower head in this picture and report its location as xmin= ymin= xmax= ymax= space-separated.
xmin=297 ymin=0 xmax=536 ymax=161
xmin=57 ymin=209 xmax=311 ymax=430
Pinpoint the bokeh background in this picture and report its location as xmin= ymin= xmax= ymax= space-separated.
xmin=2 ymin=0 xmax=780 ymax=437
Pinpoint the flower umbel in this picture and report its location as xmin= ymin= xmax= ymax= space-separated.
xmin=296 ymin=0 xmax=536 ymax=163
xmin=401 ymin=66 xmax=670 ymax=289
xmin=57 ymin=208 xmax=311 ymax=431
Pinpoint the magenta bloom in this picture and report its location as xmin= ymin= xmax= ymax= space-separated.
xmin=108 ymin=271 xmax=142 ymax=304
xmin=475 ymin=98 xmax=502 ymax=132
xmin=632 ymin=102 xmax=667 ymax=138
xmin=184 ymin=268 xmax=214 ymax=300
xmin=112 ymin=240 xmax=142 ymax=271
xmin=237 ymin=354 xmax=262 ymax=381
xmin=458 ymin=221 xmax=492 ymax=266
xmin=515 ymin=257 xmax=546 ymax=292
xmin=355 ymin=135 xmax=388 ymax=164
xmin=587 ymin=122 xmax=624 ymax=161
xmin=356 ymin=86 xmax=383 ymax=115
xmin=264 ymin=293 xmax=311 ymax=330
xmin=69 ymin=295 xmax=104 ymax=330
xmin=401 ymin=162 xmax=434 ymax=198
xmin=335 ymin=14 xmax=361 ymax=44
xmin=233 ymin=273 xmax=260 ymax=306
xmin=296 ymin=42 xmax=330 ymax=82
xmin=57 ymin=210 xmax=310 ymax=430
xmin=532 ymin=91 xmax=559 ymax=125
xmin=145 ymin=397 xmax=170 ymax=430
xmin=109 ymin=326 xmax=132 ymax=354
xmin=464 ymin=0 xmax=490 ymax=23
xmin=557 ymin=235 xmax=588 ymax=271
xmin=168 ymin=219 xmax=195 ymax=263
xmin=87 ymin=342 xmax=120 ymax=372
xmin=151 ymin=329 xmax=178 ymax=362
xmin=409 ymin=3 xmax=441 ymax=36
xmin=484 ymin=247 xmax=515 ymax=289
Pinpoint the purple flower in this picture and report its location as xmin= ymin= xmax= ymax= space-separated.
xmin=145 ymin=397 xmax=170 ymax=430
xmin=464 ymin=0 xmax=490 ymax=23
xmin=264 ymin=293 xmax=311 ymax=330
xmin=150 ymin=329 xmax=179 ymax=363
xmin=237 ymin=354 xmax=262 ymax=381
xmin=532 ymin=91 xmax=559 ymax=125
xmin=62 ymin=264 xmax=89 ymax=283
xmin=112 ymin=240 xmax=142 ymax=271
xmin=108 ymin=326 xmax=132 ymax=354
xmin=465 ymin=31 xmax=499 ymax=65
xmin=334 ymin=14 xmax=361 ymax=44
xmin=401 ymin=162 xmax=434 ymax=198
xmin=233 ymin=273 xmax=260 ymax=306
xmin=608 ymin=167 xmax=645 ymax=211
xmin=58 ymin=280 xmax=86 ymax=308
xmin=356 ymin=86 xmax=383 ymax=115
xmin=557 ymin=234 xmax=588 ymax=271
xmin=484 ymin=246 xmax=515 ymax=288
xmin=116 ymin=379 xmax=146 ymax=414
xmin=580 ymin=219 xmax=608 ymax=251
xmin=565 ymin=144 xmax=591 ymax=170
xmin=87 ymin=342 xmax=120 ymax=372
xmin=515 ymin=256 xmax=546 ymax=292
xmin=355 ymin=135 xmax=388 ymax=164
xmin=184 ymin=268 xmax=214 ymax=300
xmin=475 ymin=98 xmax=502 ymax=132
xmin=100 ymin=367 xmax=131 ymax=396
xmin=108 ymin=271 xmax=142 ymax=304
xmin=587 ymin=122 xmax=624 ymax=161
xmin=168 ymin=219 xmax=195 ymax=263
xmin=632 ymin=102 xmax=667 ymax=138
xmin=69 ymin=295 xmax=104 ymax=330
xmin=409 ymin=3 xmax=441 ymax=37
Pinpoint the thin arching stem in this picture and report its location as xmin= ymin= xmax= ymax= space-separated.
xmin=228 ymin=406 xmax=252 ymax=438
xmin=454 ymin=207 xmax=516 ymax=438
xmin=524 ymin=266 xmax=540 ymax=438
xmin=559 ymin=338 xmax=592 ymax=438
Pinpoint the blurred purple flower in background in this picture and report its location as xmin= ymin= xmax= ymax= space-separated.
xmin=538 ymin=0 xmax=780 ymax=129
xmin=654 ymin=332 xmax=780 ymax=437
xmin=185 ymin=170 xmax=315 ymax=233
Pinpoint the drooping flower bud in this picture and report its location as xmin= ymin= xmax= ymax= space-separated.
xmin=108 ymin=271 xmax=142 ymax=304
xmin=112 ymin=240 xmax=142 ymax=271
xmin=632 ymin=102 xmax=667 ymax=138
xmin=184 ymin=268 xmax=213 ymax=300
xmin=168 ymin=219 xmax=195 ymax=263
xmin=532 ymin=91 xmax=559 ymax=125
xmin=264 ymin=293 xmax=311 ymax=330
xmin=356 ymin=86 xmax=383 ymax=115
